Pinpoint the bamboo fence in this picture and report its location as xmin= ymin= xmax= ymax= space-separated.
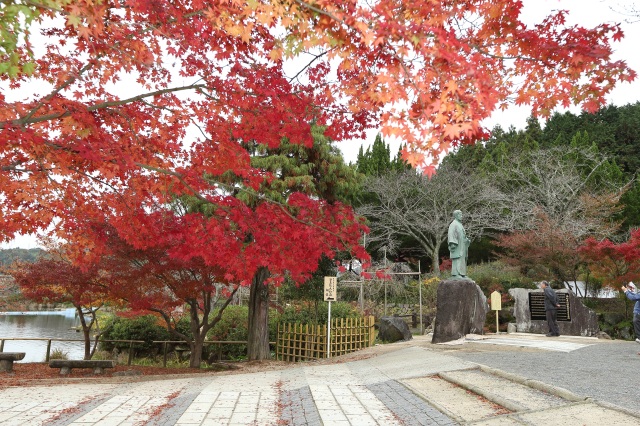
xmin=276 ymin=316 xmax=375 ymax=362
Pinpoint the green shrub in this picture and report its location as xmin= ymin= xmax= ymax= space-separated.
xmin=174 ymin=315 xmax=193 ymax=340
xmin=100 ymin=315 xmax=171 ymax=356
xmin=207 ymin=305 xmax=250 ymax=360
xmin=468 ymin=261 xmax=535 ymax=295
xmin=91 ymin=350 xmax=112 ymax=361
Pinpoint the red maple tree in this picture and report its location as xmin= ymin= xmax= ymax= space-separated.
xmin=9 ymin=255 xmax=117 ymax=360
xmin=59 ymin=190 xmax=367 ymax=361
xmin=2 ymin=1 xmax=634 ymax=241
xmin=82 ymin=220 xmax=240 ymax=368
xmin=495 ymin=213 xmax=585 ymax=285
xmin=580 ymin=229 xmax=640 ymax=287
xmin=1 ymin=1 xmax=637 ymax=359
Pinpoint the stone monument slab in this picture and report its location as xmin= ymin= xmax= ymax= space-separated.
xmin=508 ymin=288 xmax=598 ymax=336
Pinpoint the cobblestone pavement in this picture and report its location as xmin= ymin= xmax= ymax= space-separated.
xmin=453 ymin=333 xmax=640 ymax=417
xmin=0 ymin=334 xmax=638 ymax=425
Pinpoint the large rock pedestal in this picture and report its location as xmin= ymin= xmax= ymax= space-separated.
xmin=432 ymin=279 xmax=488 ymax=343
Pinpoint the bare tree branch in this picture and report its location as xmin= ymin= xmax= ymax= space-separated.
xmin=357 ymin=165 xmax=511 ymax=274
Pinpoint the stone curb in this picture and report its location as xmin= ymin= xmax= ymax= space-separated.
xmin=438 ymin=370 xmax=528 ymax=413
xmin=477 ymin=364 xmax=586 ymax=402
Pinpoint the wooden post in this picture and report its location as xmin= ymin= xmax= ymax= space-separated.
xmin=0 ymin=339 xmax=4 ymax=352
xmin=418 ymin=263 xmax=423 ymax=334
xmin=45 ymin=339 xmax=52 ymax=362
xmin=163 ymin=342 xmax=168 ymax=367
xmin=128 ymin=340 xmax=134 ymax=365
xmin=384 ymin=280 xmax=387 ymax=316
xmin=323 ymin=276 xmax=337 ymax=358
xmin=276 ymin=323 xmax=280 ymax=361
xmin=369 ymin=315 xmax=375 ymax=346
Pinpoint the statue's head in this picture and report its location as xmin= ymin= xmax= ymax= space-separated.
xmin=453 ymin=210 xmax=462 ymax=221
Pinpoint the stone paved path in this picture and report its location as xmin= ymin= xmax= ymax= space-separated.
xmin=0 ymin=334 xmax=638 ymax=425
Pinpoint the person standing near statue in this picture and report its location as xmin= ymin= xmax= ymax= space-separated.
xmin=621 ymin=282 xmax=640 ymax=343
xmin=448 ymin=210 xmax=471 ymax=280
xmin=540 ymin=281 xmax=560 ymax=337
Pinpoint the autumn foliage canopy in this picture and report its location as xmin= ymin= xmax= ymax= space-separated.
xmin=0 ymin=0 xmax=636 ymax=277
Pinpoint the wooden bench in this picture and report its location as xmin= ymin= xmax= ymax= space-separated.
xmin=49 ymin=359 xmax=116 ymax=375
xmin=0 ymin=352 xmax=26 ymax=373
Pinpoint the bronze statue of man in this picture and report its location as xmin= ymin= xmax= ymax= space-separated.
xmin=448 ymin=210 xmax=471 ymax=280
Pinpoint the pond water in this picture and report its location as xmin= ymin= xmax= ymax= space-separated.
xmin=0 ymin=309 xmax=86 ymax=362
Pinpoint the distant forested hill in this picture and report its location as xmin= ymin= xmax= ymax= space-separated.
xmin=0 ymin=248 xmax=46 ymax=267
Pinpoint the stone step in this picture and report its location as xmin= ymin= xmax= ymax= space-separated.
xmin=439 ymin=368 xmax=570 ymax=412
xmin=402 ymin=366 xmax=585 ymax=423
xmin=434 ymin=367 xmax=640 ymax=425
xmin=402 ymin=375 xmax=512 ymax=423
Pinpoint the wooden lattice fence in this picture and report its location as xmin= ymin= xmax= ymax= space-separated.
xmin=276 ymin=316 xmax=375 ymax=362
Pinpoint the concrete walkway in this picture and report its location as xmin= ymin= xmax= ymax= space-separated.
xmin=0 ymin=333 xmax=638 ymax=425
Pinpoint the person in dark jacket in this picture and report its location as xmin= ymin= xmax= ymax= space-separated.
xmin=621 ymin=282 xmax=640 ymax=343
xmin=540 ymin=281 xmax=560 ymax=337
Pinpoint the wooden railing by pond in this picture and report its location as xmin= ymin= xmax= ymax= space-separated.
xmin=276 ymin=316 xmax=376 ymax=362
xmin=0 ymin=337 xmax=274 ymax=366
xmin=152 ymin=340 xmax=275 ymax=367
xmin=0 ymin=338 xmax=145 ymax=364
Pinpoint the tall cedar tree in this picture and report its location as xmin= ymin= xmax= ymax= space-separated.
xmin=185 ymin=125 xmax=366 ymax=360
xmin=356 ymin=134 xmax=408 ymax=177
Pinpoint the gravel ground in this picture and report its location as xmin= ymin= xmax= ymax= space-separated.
xmin=450 ymin=339 xmax=640 ymax=416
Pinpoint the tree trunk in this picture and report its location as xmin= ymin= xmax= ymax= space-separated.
xmin=188 ymin=299 xmax=205 ymax=368
xmin=189 ymin=336 xmax=204 ymax=368
xmin=76 ymin=306 xmax=92 ymax=360
xmin=247 ymin=267 xmax=271 ymax=360
xmin=430 ymin=241 xmax=441 ymax=276
xmin=431 ymin=253 xmax=440 ymax=277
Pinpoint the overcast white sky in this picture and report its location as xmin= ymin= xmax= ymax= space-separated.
xmin=3 ymin=0 xmax=639 ymax=249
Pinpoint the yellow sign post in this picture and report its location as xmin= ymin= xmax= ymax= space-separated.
xmin=324 ymin=277 xmax=337 ymax=357
xmin=324 ymin=276 xmax=337 ymax=302
xmin=490 ymin=291 xmax=501 ymax=334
